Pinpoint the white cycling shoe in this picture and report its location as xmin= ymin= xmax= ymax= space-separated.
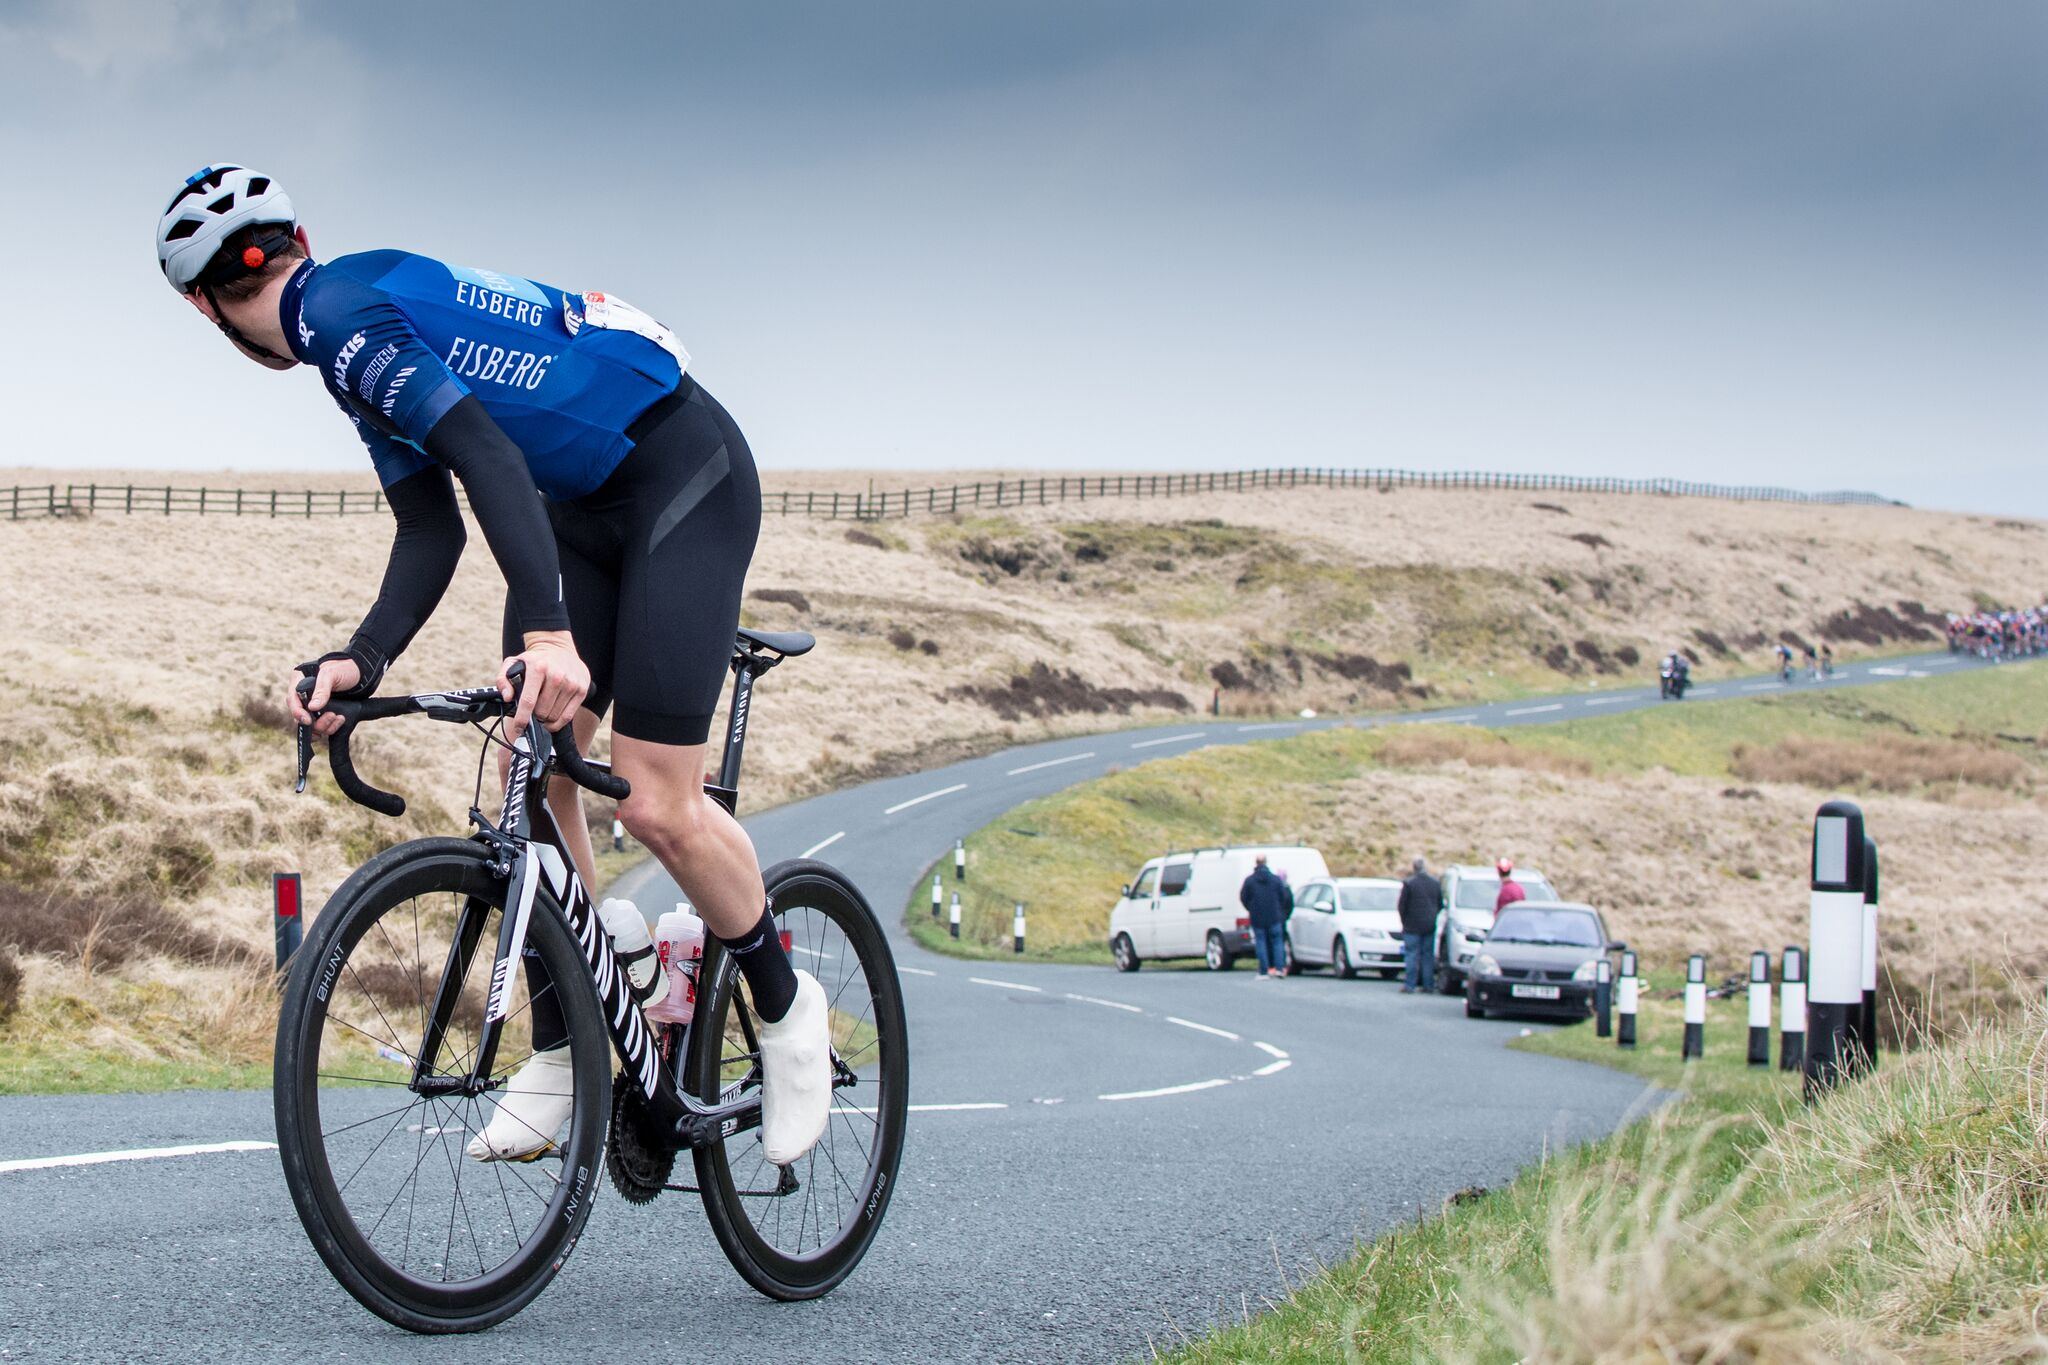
xmin=757 ymin=970 xmax=831 ymax=1166
xmin=466 ymin=1045 xmax=574 ymax=1162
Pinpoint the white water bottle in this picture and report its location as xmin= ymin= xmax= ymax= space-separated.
xmin=597 ymin=898 xmax=669 ymax=1009
xmin=645 ymin=905 xmax=705 ymax=1026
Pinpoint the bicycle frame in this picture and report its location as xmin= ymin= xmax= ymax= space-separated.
xmin=410 ymin=643 xmax=790 ymax=1152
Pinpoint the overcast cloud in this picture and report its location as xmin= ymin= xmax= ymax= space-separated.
xmin=1 ymin=1 xmax=2040 ymax=512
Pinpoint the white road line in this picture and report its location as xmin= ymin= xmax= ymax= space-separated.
xmin=1925 ymin=658 xmax=1958 ymax=668
xmin=1066 ymin=992 xmax=1142 ymax=1013
xmin=883 ymin=783 xmax=967 ymax=815
xmin=1742 ymin=682 xmax=1784 ymax=692
xmin=1235 ymin=722 xmax=1300 ymax=732
xmin=1253 ymin=1059 xmax=1292 ymax=1077
xmin=799 ymin=830 xmax=844 ymax=858
xmin=899 ymin=966 xmax=937 ymax=977
xmin=1433 ymin=713 xmax=1480 ymax=724
xmin=790 ymin=944 xmax=826 ymax=960
xmin=1505 ymin=703 xmax=1564 ymax=716
xmin=1583 ymin=695 xmax=1634 ymax=706
xmin=0 ymin=1140 xmax=278 ymax=1175
xmin=1099 ymin=1078 xmax=1231 ymax=1102
xmin=1166 ymin=1016 xmax=1242 ymax=1042
xmin=1253 ymin=1041 xmax=1289 ymax=1059
xmin=1130 ymin=732 xmax=1207 ymax=749
xmin=1006 ymin=752 xmax=1095 ymax=776
xmin=832 ymin=1102 xmax=1008 ymax=1115
xmin=969 ymin=976 xmax=1042 ymax=993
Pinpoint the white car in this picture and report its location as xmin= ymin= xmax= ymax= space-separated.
xmin=1109 ymin=845 xmax=1331 ymax=971
xmin=1434 ymin=863 xmax=1558 ymax=995
xmin=1284 ymin=877 xmax=1405 ymax=979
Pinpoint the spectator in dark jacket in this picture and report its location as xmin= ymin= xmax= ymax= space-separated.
xmin=1238 ymin=856 xmax=1294 ymax=979
xmin=1396 ymin=857 xmax=1442 ymax=993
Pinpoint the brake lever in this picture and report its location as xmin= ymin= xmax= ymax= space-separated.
xmin=293 ymin=670 xmax=317 ymax=795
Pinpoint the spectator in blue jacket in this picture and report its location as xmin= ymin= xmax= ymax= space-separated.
xmin=1239 ymin=856 xmax=1295 ymax=979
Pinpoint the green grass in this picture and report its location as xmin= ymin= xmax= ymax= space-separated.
xmin=0 ymin=1044 xmax=270 ymax=1096
xmin=908 ymin=664 xmax=2048 ymax=962
xmin=1164 ymin=989 xmax=2047 ymax=1361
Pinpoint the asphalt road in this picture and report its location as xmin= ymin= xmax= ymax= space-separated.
xmin=0 ymin=648 xmax=2005 ymax=1363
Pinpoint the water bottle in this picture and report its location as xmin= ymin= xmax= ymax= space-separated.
xmin=597 ymin=898 xmax=669 ymax=1009
xmin=645 ymin=905 xmax=705 ymax=1026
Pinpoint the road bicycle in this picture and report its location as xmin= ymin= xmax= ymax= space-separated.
xmin=273 ymin=628 xmax=908 ymax=1333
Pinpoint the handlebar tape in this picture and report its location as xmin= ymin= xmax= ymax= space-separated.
xmin=554 ymin=726 xmax=632 ymax=802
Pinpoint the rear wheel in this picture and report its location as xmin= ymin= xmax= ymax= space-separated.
xmin=1205 ymin=931 xmax=1233 ymax=972
xmin=689 ymin=859 xmax=908 ymax=1301
xmin=1112 ymin=934 xmax=1140 ymax=973
xmin=1330 ymin=937 xmax=1354 ymax=980
xmin=274 ymin=838 xmax=610 ymax=1334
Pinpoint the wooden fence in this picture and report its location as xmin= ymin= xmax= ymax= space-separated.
xmin=2 ymin=468 xmax=1900 ymax=523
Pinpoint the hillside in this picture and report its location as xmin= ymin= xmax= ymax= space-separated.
xmin=1 ymin=472 xmax=2044 ymax=1083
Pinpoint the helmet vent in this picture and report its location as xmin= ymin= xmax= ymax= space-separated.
xmin=208 ymin=194 xmax=236 ymax=214
xmin=245 ymin=177 xmax=270 ymax=196
xmin=165 ymin=218 xmax=201 ymax=241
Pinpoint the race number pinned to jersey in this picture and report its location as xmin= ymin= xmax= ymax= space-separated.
xmin=560 ymin=291 xmax=689 ymax=372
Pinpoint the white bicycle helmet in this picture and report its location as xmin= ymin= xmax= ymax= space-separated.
xmin=157 ymin=164 xmax=296 ymax=294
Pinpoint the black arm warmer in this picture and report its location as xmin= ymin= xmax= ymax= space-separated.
xmin=344 ymin=465 xmax=467 ymax=690
xmin=422 ymin=394 xmax=571 ymax=637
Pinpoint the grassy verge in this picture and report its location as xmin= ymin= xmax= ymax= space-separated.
xmin=1162 ymin=990 xmax=2047 ymax=1361
xmin=908 ymin=663 xmax=2048 ymax=962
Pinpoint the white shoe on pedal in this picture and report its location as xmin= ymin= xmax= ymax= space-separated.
xmin=466 ymin=1045 xmax=574 ymax=1162
xmin=758 ymin=970 xmax=830 ymax=1166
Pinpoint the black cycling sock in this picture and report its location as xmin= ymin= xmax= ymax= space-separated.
xmin=524 ymin=946 xmax=568 ymax=1054
xmin=720 ymin=907 xmax=798 ymax=1024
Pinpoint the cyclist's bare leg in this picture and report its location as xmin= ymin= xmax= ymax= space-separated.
xmin=610 ymin=733 xmax=765 ymax=938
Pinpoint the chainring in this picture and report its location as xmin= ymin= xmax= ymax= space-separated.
xmin=605 ymin=1069 xmax=675 ymax=1204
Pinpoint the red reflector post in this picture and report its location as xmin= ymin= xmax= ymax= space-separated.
xmin=273 ymin=872 xmax=303 ymax=974
xmin=779 ymin=930 xmax=793 ymax=955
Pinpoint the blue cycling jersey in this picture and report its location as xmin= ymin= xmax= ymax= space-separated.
xmin=280 ymin=251 xmax=684 ymax=499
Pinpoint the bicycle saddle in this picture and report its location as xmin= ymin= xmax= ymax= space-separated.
xmin=736 ymin=627 xmax=815 ymax=658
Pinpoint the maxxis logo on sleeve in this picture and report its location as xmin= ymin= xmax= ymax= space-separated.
xmin=331 ymin=331 xmax=367 ymax=390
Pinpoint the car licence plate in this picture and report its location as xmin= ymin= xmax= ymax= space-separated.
xmin=1511 ymin=984 xmax=1561 ymax=1000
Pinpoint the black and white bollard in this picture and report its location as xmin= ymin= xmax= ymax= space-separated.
xmin=612 ymin=818 xmax=625 ymax=853
xmin=1013 ymin=902 xmax=1026 ymax=954
xmin=949 ymin=891 xmax=961 ymax=940
xmin=931 ymin=872 xmax=943 ymax=919
xmin=273 ymin=871 xmax=303 ymax=973
xmin=1747 ymin=950 xmax=1771 ymax=1066
xmin=1858 ymin=837 xmax=1880 ymax=1073
xmin=1616 ymin=950 xmax=1639 ymax=1048
xmin=1804 ymin=799 xmax=1868 ymax=1099
xmin=1682 ymin=953 xmax=1706 ymax=1061
xmin=954 ymin=838 xmax=967 ymax=881
xmin=1594 ymin=957 xmax=1613 ymax=1038
xmin=1779 ymin=946 xmax=1807 ymax=1072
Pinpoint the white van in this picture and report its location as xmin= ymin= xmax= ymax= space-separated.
xmin=1109 ymin=845 xmax=1330 ymax=972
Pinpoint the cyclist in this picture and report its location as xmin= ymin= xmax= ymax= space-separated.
xmin=1774 ymin=641 xmax=1794 ymax=682
xmin=1801 ymin=642 xmax=1819 ymax=681
xmin=157 ymin=165 xmax=831 ymax=1167
xmin=1819 ymin=642 xmax=1834 ymax=678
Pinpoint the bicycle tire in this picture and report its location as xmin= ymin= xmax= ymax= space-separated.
xmin=687 ymin=858 xmax=909 ymax=1300
xmin=274 ymin=837 xmax=612 ymax=1333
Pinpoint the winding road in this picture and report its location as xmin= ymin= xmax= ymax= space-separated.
xmin=0 ymin=649 xmax=2005 ymax=1362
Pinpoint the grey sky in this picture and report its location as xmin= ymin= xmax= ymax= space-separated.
xmin=2 ymin=1 xmax=2041 ymax=512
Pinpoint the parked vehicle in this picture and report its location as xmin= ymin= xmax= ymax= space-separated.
xmin=1434 ymin=863 xmax=1558 ymax=995
xmin=1463 ymin=901 xmax=1622 ymax=1020
xmin=1109 ymin=845 xmax=1330 ymax=972
xmin=1283 ymin=877 xmax=1405 ymax=979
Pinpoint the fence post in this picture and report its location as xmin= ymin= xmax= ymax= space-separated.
xmin=1804 ymin=799 xmax=1868 ymax=1098
xmin=1859 ymin=837 xmax=1880 ymax=1071
xmin=1682 ymin=953 xmax=1706 ymax=1060
xmin=1616 ymin=950 xmax=1638 ymax=1047
xmin=305 ymin=490 xmax=312 ymax=519
xmin=1780 ymin=946 xmax=1807 ymax=1071
xmin=1594 ymin=957 xmax=1613 ymax=1037
xmin=199 ymin=487 xmax=207 ymax=515
xmin=1013 ymin=902 xmax=1026 ymax=954
xmin=1747 ymin=950 xmax=1772 ymax=1065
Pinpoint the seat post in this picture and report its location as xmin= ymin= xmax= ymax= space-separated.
xmin=716 ymin=652 xmax=767 ymax=794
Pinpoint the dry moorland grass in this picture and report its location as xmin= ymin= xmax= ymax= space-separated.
xmin=2 ymin=471 xmax=2045 ymax=1083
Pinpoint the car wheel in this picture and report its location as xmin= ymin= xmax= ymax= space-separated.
xmin=1205 ymin=932 xmax=1232 ymax=972
xmin=1282 ymin=936 xmax=1301 ymax=977
xmin=1436 ymin=942 xmax=1461 ymax=996
xmin=1112 ymin=934 xmax=1140 ymax=973
xmin=1465 ymin=989 xmax=1486 ymax=1020
xmin=1330 ymin=937 xmax=1354 ymax=980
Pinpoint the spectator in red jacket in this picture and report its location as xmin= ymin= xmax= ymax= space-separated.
xmin=1493 ymin=857 xmax=1526 ymax=918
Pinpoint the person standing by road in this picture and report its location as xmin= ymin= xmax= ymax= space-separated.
xmin=1493 ymin=858 xmax=1525 ymax=917
xmin=1396 ymin=857 xmax=1441 ymax=994
xmin=1239 ymin=855 xmax=1294 ymax=979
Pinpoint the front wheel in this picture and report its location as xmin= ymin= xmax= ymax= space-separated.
xmin=1330 ymin=937 xmax=1354 ymax=980
xmin=688 ymin=859 xmax=908 ymax=1301
xmin=1205 ymin=931 xmax=1233 ymax=972
xmin=1112 ymin=933 xmax=1141 ymax=973
xmin=273 ymin=838 xmax=611 ymax=1334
